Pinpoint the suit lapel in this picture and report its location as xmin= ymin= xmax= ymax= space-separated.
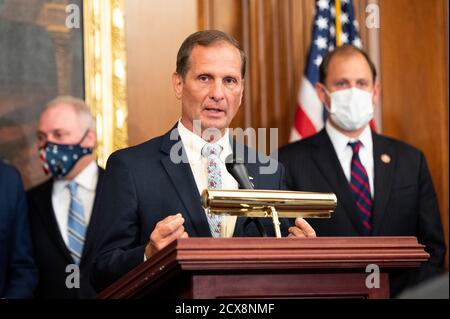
xmin=80 ymin=167 xmax=104 ymax=262
xmin=244 ymin=158 xmax=259 ymax=189
xmin=311 ymin=130 xmax=367 ymax=235
xmin=160 ymin=126 xmax=211 ymax=237
xmin=371 ymin=133 xmax=395 ymax=235
xmin=38 ymin=180 xmax=74 ymax=264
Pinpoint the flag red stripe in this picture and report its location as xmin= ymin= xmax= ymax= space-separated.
xmin=294 ymin=104 xmax=317 ymax=138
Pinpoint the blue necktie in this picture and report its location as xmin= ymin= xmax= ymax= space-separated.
xmin=348 ymin=141 xmax=373 ymax=235
xmin=202 ymin=143 xmax=223 ymax=238
xmin=67 ymin=182 xmax=86 ymax=264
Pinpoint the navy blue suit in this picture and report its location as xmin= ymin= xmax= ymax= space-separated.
xmin=278 ymin=129 xmax=446 ymax=297
xmin=92 ymin=126 xmax=288 ymax=292
xmin=0 ymin=161 xmax=37 ymax=298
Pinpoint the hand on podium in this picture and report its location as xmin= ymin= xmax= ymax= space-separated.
xmin=288 ymin=217 xmax=316 ymax=238
xmin=144 ymin=213 xmax=189 ymax=260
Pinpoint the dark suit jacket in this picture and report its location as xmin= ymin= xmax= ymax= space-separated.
xmin=278 ymin=129 xmax=446 ymax=297
xmin=0 ymin=161 xmax=37 ymax=298
xmin=92 ymin=126 xmax=288 ymax=292
xmin=26 ymin=166 xmax=105 ymax=299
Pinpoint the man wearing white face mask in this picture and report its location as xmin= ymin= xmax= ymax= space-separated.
xmin=323 ymin=86 xmax=374 ymax=132
xmin=279 ymin=45 xmax=445 ymax=298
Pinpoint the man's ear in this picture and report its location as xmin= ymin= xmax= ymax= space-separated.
xmin=372 ymin=82 xmax=381 ymax=106
xmin=315 ymin=82 xmax=329 ymax=105
xmin=239 ymin=79 xmax=244 ymax=105
xmin=83 ymin=128 xmax=97 ymax=148
xmin=172 ymin=72 xmax=183 ymax=100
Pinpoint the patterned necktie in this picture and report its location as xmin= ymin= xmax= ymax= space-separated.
xmin=201 ymin=143 xmax=223 ymax=238
xmin=348 ymin=141 xmax=373 ymax=235
xmin=67 ymin=181 xmax=87 ymax=264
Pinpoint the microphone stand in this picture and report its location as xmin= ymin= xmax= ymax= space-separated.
xmin=242 ymin=205 xmax=268 ymax=237
xmin=226 ymin=156 xmax=268 ymax=237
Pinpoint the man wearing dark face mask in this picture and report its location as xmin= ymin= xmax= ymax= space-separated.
xmin=26 ymin=96 xmax=105 ymax=298
xmin=279 ymin=45 xmax=445 ymax=297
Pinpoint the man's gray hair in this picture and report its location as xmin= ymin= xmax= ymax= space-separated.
xmin=45 ymin=96 xmax=96 ymax=131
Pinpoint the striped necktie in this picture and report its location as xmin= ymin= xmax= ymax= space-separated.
xmin=348 ymin=141 xmax=373 ymax=235
xmin=67 ymin=181 xmax=87 ymax=264
xmin=202 ymin=143 xmax=223 ymax=238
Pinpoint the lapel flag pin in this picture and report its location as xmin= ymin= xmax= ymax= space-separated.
xmin=381 ymin=154 xmax=391 ymax=164
xmin=248 ymin=176 xmax=255 ymax=188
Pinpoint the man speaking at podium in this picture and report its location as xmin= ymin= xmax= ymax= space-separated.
xmin=92 ymin=30 xmax=316 ymax=291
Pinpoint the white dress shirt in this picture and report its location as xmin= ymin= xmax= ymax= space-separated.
xmin=178 ymin=120 xmax=239 ymax=237
xmin=325 ymin=121 xmax=374 ymax=197
xmin=52 ymin=160 xmax=99 ymax=246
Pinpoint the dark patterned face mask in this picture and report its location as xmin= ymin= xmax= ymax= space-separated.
xmin=39 ymin=131 xmax=93 ymax=178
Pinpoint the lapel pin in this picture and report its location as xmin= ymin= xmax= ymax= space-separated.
xmin=381 ymin=154 xmax=391 ymax=164
xmin=248 ymin=176 xmax=254 ymax=187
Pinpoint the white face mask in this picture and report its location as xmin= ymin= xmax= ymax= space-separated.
xmin=324 ymin=87 xmax=374 ymax=131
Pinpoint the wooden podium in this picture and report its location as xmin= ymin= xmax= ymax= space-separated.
xmin=97 ymin=237 xmax=429 ymax=299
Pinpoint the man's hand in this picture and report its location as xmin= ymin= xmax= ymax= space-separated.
xmin=144 ymin=213 xmax=189 ymax=259
xmin=288 ymin=217 xmax=316 ymax=238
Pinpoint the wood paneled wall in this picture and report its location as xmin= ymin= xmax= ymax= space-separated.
xmin=379 ymin=0 xmax=449 ymax=264
xmin=124 ymin=0 xmax=198 ymax=146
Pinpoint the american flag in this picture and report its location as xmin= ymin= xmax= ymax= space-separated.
xmin=290 ymin=0 xmax=363 ymax=141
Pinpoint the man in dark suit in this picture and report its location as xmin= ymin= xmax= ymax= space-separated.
xmin=0 ymin=161 xmax=37 ymax=298
xmin=92 ymin=30 xmax=316 ymax=292
xmin=27 ymin=96 xmax=104 ymax=298
xmin=278 ymin=45 xmax=446 ymax=297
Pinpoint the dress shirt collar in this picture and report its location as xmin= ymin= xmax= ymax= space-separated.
xmin=177 ymin=119 xmax=233 ymax=163
xmin=53 ymin=160 xmax=98 ymax=194
xmin=325 ymin=120 xmax=373 ymax=157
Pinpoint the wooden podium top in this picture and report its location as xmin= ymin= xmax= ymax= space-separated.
xmin=97 ymin=237 xmax=429 ymax=299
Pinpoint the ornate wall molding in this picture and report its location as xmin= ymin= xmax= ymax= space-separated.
xmin=83 ymin=0 xmax=128 ymax=167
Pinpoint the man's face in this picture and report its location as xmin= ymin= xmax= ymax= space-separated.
xmin=173 ymin=42 xmax=244 ymax=137
xmin=317 ymin=52 xmax=380 ymax=106
xmin=37 ymin=103 xmax=94 ymax=148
